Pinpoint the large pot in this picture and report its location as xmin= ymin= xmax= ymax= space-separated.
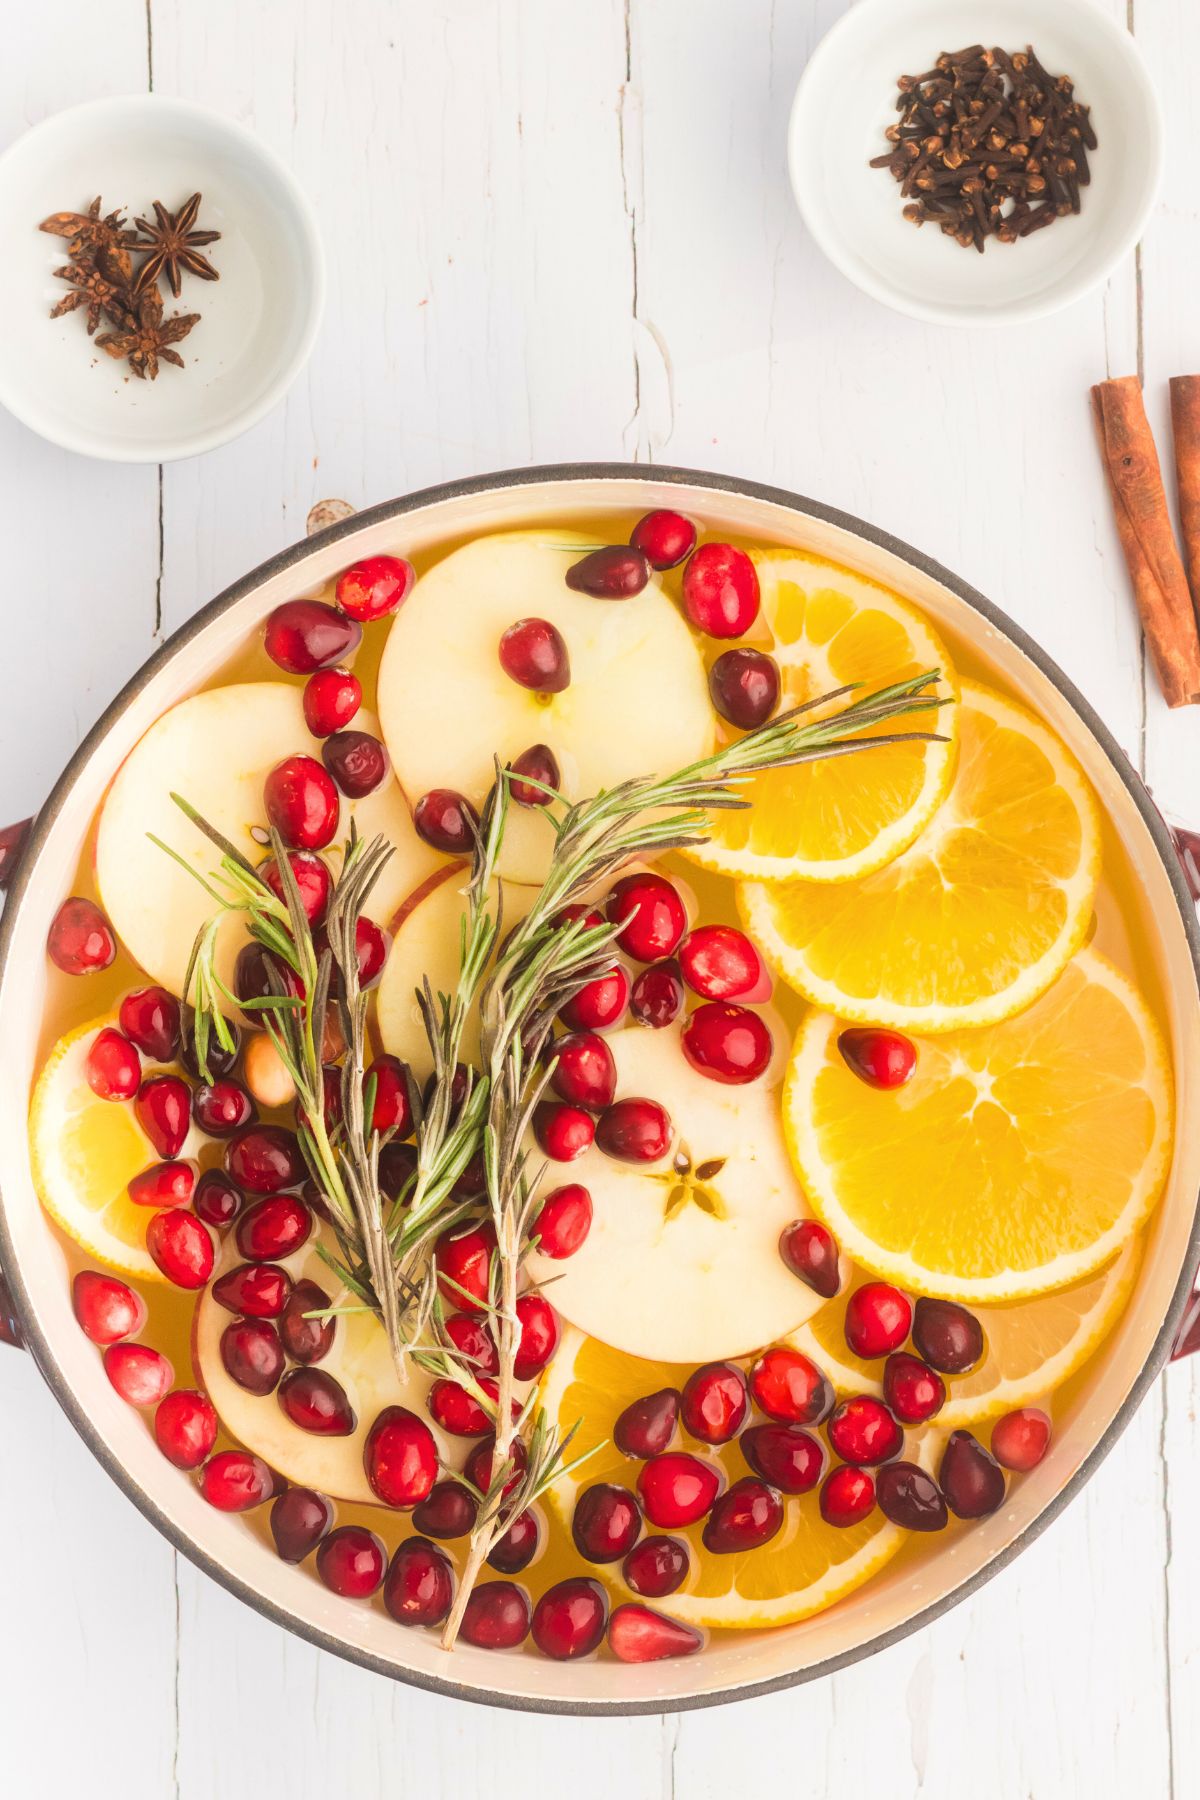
xmin=2 ymin=465 xmax=1198 ymax=1714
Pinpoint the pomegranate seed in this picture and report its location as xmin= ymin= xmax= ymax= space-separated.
xmin=682 ymin=1002 xmax=773 ymax=1084
xmin=876 ymin=1461 xmax=948 ymax=1531
xmin=47 ymin=896 xmax=116 ymax=974
xmin=629 ymin=508 xmax=696 ymax=569
xmin=85 ymin=1028 xmax=140 ymax=1101
xmin=235 ymin=1193 xmax=312 ymax=1263
xmin=533 ymin=1183 xmax=593 ymax=1259
xmin=741 ymin=1423 xmax=825 ymax=1493
xmin=444 ymin=1311 xmax=499 ymax=1376
xmin=638 ymin=1453 xmax=721 ymax=1528
xmin=322 ymin=729 xmax=390 ymax=799
xmin=844 ymin=1283 xmax=912 ymax=1358
xmin=384 ymin=1536 xmax=454 ymax=1626
xmin=335 ymin=553 xmax=414 ymax=622
xmin=221 ymin=1317 xmax=285 ymax=1395
xmin=104 ymin=1341 xmax=173 ymax=1407
xmin=259 ymin=849 xmax=333 ymax=926
xmin=629 ymin=960 xmax=685 ymax=1028
xmin=414 ymin=788 xmax=479 ymax=855
xmin=460 ymin=1581 xmax=531 ymax=1650
xmin=127 ymin=1160 xmax=194 ymax=1210
xmin=595 ymin=1096 xmax=672 ymax=1163
xmin=827 ymin=1395 xmax=903 ymax=1466
xmin=201 ymin=1450 xmax=277 ymax=1511
xmin=606 ymin=872 xmax=687 ymax=963
xmin=270 ymin=1487 xmax=333 ymax=1562
xmin=703 ymin=1477 xmax=783 ymax=1554
xmin=193 ymin=1079 xmax=255 ymax=1138
xmin=779 ymin=1219 xmax=841 ymax=1299
xmin=72 ymin=1269 xmax=146 ymax=1345
xmin=550 ymin=1031 xmax=616 ymax=1111
xmin=180 ymin=1008 xmax=241 ymax=1080
xmin=279 ymin=1367 xmax=357 ymax=1436
xmin=837 ymin=1027 xmax=917 ymax=1090
xmin=264 ymin=755 xmax=340 ymax=851
xmin=498 ymin=617 xmax=571 ymax=692
xmin=154 ymin=1389 xmax=218 ymax=1469
xmin=749 ymin=1347 xmax=833 ymax=1425
xmin=532 ymin=1577 xmax=608 ymax=1660
xmin=436 ymin=1223 xmax=494 ymax=1311
xmin=912 ymin=1298 xmax=984 ymax=1373
xmin=213 ymin=1262 xmax=291 ymax=1319
xmin=365 ymin=1406 xmax=438 ymax=1507
xmin=280 ymin=1278 xmax=335 ymax=1363
xmin=572 ymin=1483 xmax=642 ymax=1562
xmin=940 ymin=1430 xmax=1006 ymax=1518
xmin=264 ymin=599 xmax=361 ymax=672
xmin=303 ymin=667 xmax=362 ymax=737
xmin=991 ymin=1407 xmax=1052 ymax=1472
xmin=884 ymin=1352 xmax=945 ymax=1424
xmin=681 ymin=1362 xmax=749 ymax=1444
xmin=558 ymin=965 xmax=629 ymax=1031
xmin=708 ymin=647 xmax=781 ymax=730
xmin=193 ymin=1170 xmax=244 ymax=1230
xmin=566 ymin=544 xmax=650 ymax=599
xmin=615 ymin=1388 xmax=680 ymax=1459
xmin=508 ymin=742 xmax=561 ymax=807
xmin=317 ymin=1525 xmax=387 ymax=1597
xmin=514 ymin=1293 xmax=560 ymax=1380
xmin=820 ymin=1464 xmax=876 ymax=1528
xmin=623 ymin=1534 xmax=689 ymax=1597
xmin=119 ymin=986 xmax=181 ymax=1061
xmin=682 ymin=543 xmax=759 ymax=637
xmin=533 ymin=1100 xmax=595 ymax=1162
xmin=429 ymin=1377 xmax=496 ymax=1437
xmin=678 ymin=925 xmax=762 ymax=1000
xmin=364 ymin=1054 xmax=414 ymax=1137
xmin=147 ymin=1210 xmax=214 ymax=1289
xmin=464 ymin=1432 xmax=529 ymax=1500
xmin=488 ymin=1509 xmax=541 ymax=1574
xmin=226 ymin=1124 xmax=306 ymax=1195
xmin=609 ymin=1602 xmax=703 ymax=1663
xmin=413 ymin=1480 xmax=477 ymax=1539
xmin=135 ymin=1075 xmax=191 ymax=1159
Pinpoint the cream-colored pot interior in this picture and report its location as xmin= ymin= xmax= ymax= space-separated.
xmin=1 ymin=470 xmax=1198 ymax=1714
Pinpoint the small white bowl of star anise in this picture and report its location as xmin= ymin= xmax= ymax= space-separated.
xmin=0 ymin=95 xmax=324 ymax=462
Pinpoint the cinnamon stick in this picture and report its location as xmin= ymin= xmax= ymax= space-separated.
xmin=1169 ymin=375 xmax=1200 ymax=633
xmin=1092 ymin=376 xmax=1200 ymax=708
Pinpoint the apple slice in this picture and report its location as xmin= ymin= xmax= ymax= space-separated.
xmin=375 ymin=531 xmax=716 ymax=886
xmin=95 ymin=682 xmax=442 ymax=999
xmin=526 ymin=1020 xmax=826 ymax=1363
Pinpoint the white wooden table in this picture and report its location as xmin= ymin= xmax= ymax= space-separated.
xmin=3 ymin=3 xmax=1200 ymax=1794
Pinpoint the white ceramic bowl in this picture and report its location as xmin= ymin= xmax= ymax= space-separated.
xmin=788 ymin=0 xmax=1162 ymax=327
xmin=0 ymin=96 xmax=325 ymax=461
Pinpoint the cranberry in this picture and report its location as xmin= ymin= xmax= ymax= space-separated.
xmin=363 ymin=1054 xmax=413 ymax=1138
xmin=303 ymin=667 xmax=362 ymax=737
xmin=135 ymin=1075 xmax=191 ymax=1159
xmin=844 ymin=1283 xmax=912 ymax=1358
xmin=119 ymin=986 xmax=181 ymax=1062
xmin=629 ymin=960 xmax=685 ymax=1028
xmin=606 ymin=872 xmax=687 ymax=962
xmin=637 ymin=1453 xmax=721 ymax=1528
xmin=558 ymin=965 xmax=629 ymax=1031
xmin=279 ymin=1367 xmax=356 ymax=1436
xmin=226 ymin=1124 xmax=306 ymax=1194
xmin=708 ymin=647 xmax=781 ymax=730
xmin=629 ymin=509 xmax=696 ymax=570
xmin=837 ymin=1027 xmax=917 ymax=1090
xmin=623 ymin=1534 xmax=689 ymax=1597
xmin=428 ymin=1377 xmax=496 ymax=1437
xmin=497 ymin=617 xmax=571 ymax=692
xmin=127 ymin=1160 xmax=194 ymax=1210
xmin=608 ymin=1602 xmax=703 ymax=1663
xmin=221 ymin=1317 xmax=284 ymax=1395
xmin=779 ymin=1219 xmax=841 ymax=1299
xmin=595 ymin=1096 xmax=672 ymax=1163
xmin=550 ymin=1031 xmax=616 ymax=1111
xmin=678 ymin=925 xmax=762 ymax=1000
xmin=682 ymin=543 xmax=759 ymax=637
xmin=572 ymin=1483 xmax=641 ymax=1562
xmin=322 ymin=729 xmax=390 ymax=799
xmin=703 ymin=1477 xmax=783 ymax=1554
xmin=514 ymin=1293 xmax=560 ymax=1380
xmin=749 ymin=1347 xmax=833 ymax=1425
xmin=147 ymin=1209 xmax=214 ymax=1289
xmin=260 ymin=849 xmax=333 ymax=926
xmin=488 ymin=1509 xmax=541 ymax=1574
xmin=912 ymin=1298 xmax=984 ymax=1373
xmin=193 ymin=1079 xmax=255 ymax=1138
xmin=820 ymin=1464 xmax=876 ymax=1528
xmin=350 ymin=915 xmax=389 ymax=989
xmin=0 ymin=816 xmax=31 ymax=891
xmin=379 ymin=1140 xmax=419 ymax=1202
xmin=180 ymin=1009 xmax=241 ymax=1080
xmin=85 ymin=1028 xmax=140 ymax=1101
xmin=280 ymin=1278 xmax=335 ymax=1363
xmin=413 ymin=1480 xmax=477 ymax=1539
xmin=414 ymin=788 xmax=479 ymax=855
xmin=827 ymin=1395 xmax=903 ymax=1466
xmin=533 ymin=1100 xmax=595 ymax=1162
xmin=436 ymin=1223 xmax=494 ymax=1311
xmin=940 ymin=1430 xmax=1006 ymax=1518
xmin=460 ymin=1581 xmax=531 ymax=1650
xmin=615 ymin=1388 xmax=680 ymax=1459
xmin=194 ymin=1170 xmax=243 ymax=1230
xmin=47 ymin=896 xmax=116 ymax=974
xmin=384 ymin=1536 xmax=454 ymax=1626
xmin=741 ymin=1423 xmax=825 ymax=1493
xmin=552 ymin=902 xmax=605 ymax=933
xmin=992 ymin=1407 xmax=1052 ymax=1472
xmin=201 ymin=1450 xmax=277 ymax=1511
xmin=509 ymin=743 xmax=561 ymax=806
xmin=264 ymin=599 xmax=361 ymax=673
xmin=154 ymin=1389 xmax=218 ymax=1470
xmin=365 ymin=1406 xmax=438 ymax=1507
xmin=566 ymin=544 xmax=650 ymax=599
xmin=464 ymin=1432 xmax=529 ymax=1500
xmin=444 ymin=1311 xmax=499 ymax=1376
xmin=213 ymin=1261 xmax=291 ymax=1319
xmin=104 ymin=1341 xmax=173 ymax=1407
xmin=681 ymin=1362 xmax=749 ymax=1444
xmin=532 ymin=1577 xmax=608 ymax=1660
xmin=264 ymin=755 xmax=340 ymax=852
xmin=317 ymin=1525 xmax=387 ymax=1597
xmin=234 ymin=945 xmax=300 ymax=1021
xmin=72 ymin=1269 xmax=146 ymax=1345
xmin=533 ymin=1183 xmax=592 ymax=1259
xmin=682 ymin=1002 xmax=773 ymax=1084
xmin=270 ymin=1486 xmax=333 ymax=1562
xmin=335 ymin=553 xmax=414 ymax=622
xmin=884 ymin=1352 xmax=945 ymax=1424
xmin=235 ymin=1192 xmax=312 ymax=1263
xmin=875 ymin=1461 xmax=948 ymax=1531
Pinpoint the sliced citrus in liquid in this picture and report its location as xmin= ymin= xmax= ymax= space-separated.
xmin=784 ymin=949 xmax=1172 ymax=1302
xmin=686 ymin=551 xmax=958 ymax=884
xmin=742 ymin=682 xmax=1102 ymax=1032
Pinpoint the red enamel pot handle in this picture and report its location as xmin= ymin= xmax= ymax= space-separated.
xmin=1167 ymin=823 xmax=1200 ymax=1359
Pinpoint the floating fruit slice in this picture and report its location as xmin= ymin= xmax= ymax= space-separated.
xmin=376 ymin=531 xmax=715 ymax=887
xmin=742 ymin=682 xmax=1101 ymax=1031
xmin=785 ymin=950 xmax=1172 ymax=1302
xmin=789 ymin=1238 xmax=1142 ymax=1426
xmin=539 ymin=1326 xmax=929 ymax=1629
xmin=686 ymin=551 xmax=958 ymax=884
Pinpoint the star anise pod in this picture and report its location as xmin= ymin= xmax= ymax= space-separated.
xmin=49 ymin=244 xmax=134 ymax=336
xmin=95 ymin=284 xmax=200 ymax=381
xmin=39 ymin=196 xmax=137 ymax=260
xmin=132 ymin=193 xmax=221 ymax=298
